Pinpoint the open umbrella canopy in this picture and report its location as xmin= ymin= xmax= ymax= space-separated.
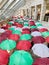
xmin=8 ymin=34 xmax=20 ymax=41
xmin=31 ymin=31 xmax=41 ymax=37
xmin=41 ymin=32 xmax=49 ymax=37
xmin=8 ymin=22 xmax=13 ymax=25
xmin=45 ymin=36 xmax=49 ymax=43
xmin=0 ymin=28 xmax=6 ymax=33
xmin=0 ymin=39 xmax=16 ymax=51
xmin=39 ymin=28 xmax=48 ymax=32
xmin=20 ymin=34 xmax=32 ymax=40
xmin=16 ymin=40 xmax=31 ymax=50
xmin=33 ymin=58 xmax=49 ymax=65
xmin=37 ymin=26 xmax=46 ymax=29
xmin=22 ymin=30 xmax=30 ymax=34
xmin=29 ymin=21 xmax=35 ymax=26
xmin=12 ymin=30 xmax=21 ymax=35
xmin=0 ymin=49 xmax=9 ymax=65
xmin=32 ymin=36 xmax=45 ymax=44
xmin=9 ymin=50 xmax=34 ymax=65
xmin=24 ymin=24 xmax=29 ymax=26
xmin=35 ymin=22 xmax=40 ymax=25
xmin=9 ymin=27 xmax=15 ymax=31
xmin=36 ymin=24 xmax=42 ymax=27
xmin=30 ymin=26 xmax=37 ymax=29
xmin=31 ymin=28 xmax=39 ymax=32
xmin=32 ymin=44 xmax=49 ymax=58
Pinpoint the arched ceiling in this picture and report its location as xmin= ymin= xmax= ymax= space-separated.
xmin=0 ymin=0 xmax=25 ymax=20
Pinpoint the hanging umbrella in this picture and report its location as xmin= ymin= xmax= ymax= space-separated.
xmin=45 ymin=36 xmax=49 ymax=43
xmin=0 ymin=39 xmax=16 ymax=51
xmin=39 ymin=28 xmax=48 ymax=32
xmin=22 ymin=30 xmax=30 ymax=34
xmin=22 ymin=28 xmax=30 ymax=31
xmin=32 ymin=44 xmax=49 ymax=58
xmin=16 ymin=40 xmax=31 ymax=50
xmin=41 ymin=32 xmax=49 ymax=37
xmin=20 ymin=34 xmax=32 ymax=40
xmin=37 ymin=26 xmax=46 ymax=29
xmin=36 ymin=24 xmax=42 ymax=27
xmin=9 ymin=27 xmax=15 ymax=31
xmin=31 ymin=31 xmax=41 ymax=37
xmin=9 ymin=50 xmax=34 ymax=65
xmin=30 ymin=26 xmax=37 ymax=29
xmin=33 ymin=58 xmax=49 ymax=65
xmin=32 ymin=36 xmax=45 ymax=43
xmin=22 ymin=26 xmax=30 ymax=29
xmin=0 ymin=28 xmax=6 ymax=33
xmin=35 ymin=22 xmax=40 ymax=25
xmin=0 ymin=49 xmax=9 ymax=65
xmin=12 ymin=30 xmax=21 ymax=35
xmin=24 ymin=24 xmax=29 ymax=26
xmin=31 ymin=29 xmax=39 ymax=32
xmin=15 ymin=27 xmax=22 ymax=32
xmin=8 ymin=34 xmax=20 ymax=41
xmin=16 ymin=23 xmax=23 ymax=28
xmin=29 ymin=21 xmax=35 ymax=26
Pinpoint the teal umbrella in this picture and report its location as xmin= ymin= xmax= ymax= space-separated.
xmin=36 ymin=24 xmax=42 ymax=27
xmin=24 ymin=24 xmax=29 ymax=26
xmin=9 ymin=27 xmax=15 ymax=31
xmin=0 ymin=39 xmax=16 ymax=50
xmin=12 ymin=30 xmax=21 ymax=35
xmin=41 ymin=32 xmax=49 ymax=37
xmin=23 ymin=20 xmax=29 ymax=22
xmin=8 ymin=22 xmax=13 ymax=25
xmin=9 ymin=50 xmax=34 ymax=65
xmin=30 ymin=26 xmax=37 ymax=29
xmin=20 ymin=34 xmax=32 ymax=40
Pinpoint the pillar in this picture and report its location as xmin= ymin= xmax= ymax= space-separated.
xmin=40 ymin=0 xmax=46 ymax=21
xmin=34 ymin=5 xmax=38 ymax=21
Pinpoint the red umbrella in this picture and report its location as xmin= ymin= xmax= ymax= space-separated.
xmin=2 ymin=24 xmax=11 ymax=29
xmin=29 ymin=21 xmax=35 ymax=26
xmin=39 ymin=28 xmax=48 ymax=32
xmin=22 ymin=30 xmax=30 ymax=34
xmin=0 ymin=49 xmax=9 ymax=65
xmin=1 ymin=30 xmax=12 ymax=38
xmin=33 ymin=58 xmax=49 ymax=65
xmin=22 ymin=28 xmax=30 ymax=31
xmin=16 ymin=40 xmax=31 ymax=51
xmin=32 ymin=36 xmax=45 ymax=43
xmin=45 ymin=36 xmax=49 ymax=43
xmin=8 ymin=34 xmax=20 ymax=41
xmin=31 ymin=29 xmax=39 ymax=32
xmin=16 ymin=23 xmax=23 ymax=28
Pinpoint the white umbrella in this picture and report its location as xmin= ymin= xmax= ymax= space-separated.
xmin=31 ymin=31 xmax=41 ymax=36
xmin=37 ymin=26 xmax=46 ymax=29
xmin=22 ymin=26 xmax=30 ymax=29
xmin=15 ymin=27 xmax=22 ymax=32
xmin=0 ymin=28 xmax=6 ymax=33
xmin=32 ymin=44 xmax=49 ymax=58
xmin=35 ymin=22 xmax=40 ymax=25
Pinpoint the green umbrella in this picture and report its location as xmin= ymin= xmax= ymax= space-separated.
xmin=24 ymin=24 xmax=29 ymax=26
xmin=15 ymin=19 xmax=20 ymax=22
xmin=9 ymin=27 xmax=15 ymax=31
xmin=12 ymin=30 xmax=21 ymax=35
xmin=0 ymin=39 xmax=16 ymax=50
xmin=8 ymin=22 xmax=13 ymax=25
xmin=35 ymin=22 xmax=40 ymax=25
xmin=20 ymin=34 xmax=32 ymax=40
xmin=30 ymin=26 xmax=37 ymax=29
xmin=23 ymin=20 xmax=29 ymax=22
xmin=9 ymin=50 xmax=34 ymax=65
xmin=36 ymin=24 xmax=42 ymax=27
xmin=41 ymin=32 xmax=49 ymax=37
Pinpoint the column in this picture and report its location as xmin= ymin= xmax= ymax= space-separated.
xmin=40 ymin=0 xmax=46 ymax=21
xmin=34 ymin=5 xmax=38 ymax=21
xmin=29 ymin=7 xmax=32 ymax=18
